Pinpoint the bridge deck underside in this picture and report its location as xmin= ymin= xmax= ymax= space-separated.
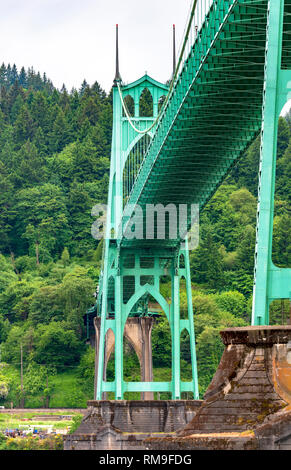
xmin=121 ymin=0 xmax=291 ymax=249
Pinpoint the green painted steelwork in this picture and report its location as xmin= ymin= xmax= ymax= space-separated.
xmin=119 ymin=0 xmax=291 ymax=324
xmin=252 ymin=0 xmax=291 ymax=324
xmin=96 ymin=70 xmax=199 ymax=400
xmin=96 ymin=0 xmax=291 ymax=399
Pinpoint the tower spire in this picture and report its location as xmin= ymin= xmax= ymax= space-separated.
xmin=173 ymin=24 xmax=176 ymax=77
xmin=114 ymin=24 xmax=122 ymax=84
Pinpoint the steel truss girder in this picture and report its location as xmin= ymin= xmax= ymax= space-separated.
xmin=125 ymin=0 xmax=269 ymax=222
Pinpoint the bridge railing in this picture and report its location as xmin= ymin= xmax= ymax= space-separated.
xmin=158 ymin=0 xmax=215 ymax=117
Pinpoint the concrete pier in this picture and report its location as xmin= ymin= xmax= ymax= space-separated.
xmin=94 ymin=317 xmax=155 ymax=400
xmin=147 ymin=326 xmax=291 ymax=450
xmin=63 ymin=400 xmax=202 ymax=450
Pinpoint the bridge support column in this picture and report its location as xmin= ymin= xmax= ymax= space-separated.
xmin=252 ymin=0 xmax=291 ymax=325
xmin=140 ymin=318 xmax=154 ymax=400
xmin=184 ymin=244 xmax=199 ymax=399
xmin=115 ymin=273 xmax=123 ymax=399
xmin=172 ymin=273 xmax=181 ymax=399
xmin=94 ymin=318 xmax=115 ymax=400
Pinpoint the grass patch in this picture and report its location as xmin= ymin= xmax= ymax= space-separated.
xmin=1 ymin=367 xmax=91 ymax=409
xmin=48 ymin=370 xmax=91 ymax=408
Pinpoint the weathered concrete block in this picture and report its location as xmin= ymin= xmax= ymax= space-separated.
xmin=146 ymin=326 xmax=291 ymax=450
xmin=64 ymin=400 xmax=202 ymax=450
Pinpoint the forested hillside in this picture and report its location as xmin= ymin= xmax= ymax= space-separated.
xmin=0 ymin=63 xmax=290 ymax=405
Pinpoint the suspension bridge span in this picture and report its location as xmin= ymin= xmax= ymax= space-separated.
xmin=94 ymin=0 xmax=291 ymax=401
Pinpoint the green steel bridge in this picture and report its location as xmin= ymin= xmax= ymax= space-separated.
xmin=95 ymin=0 xmax=291 ymax=400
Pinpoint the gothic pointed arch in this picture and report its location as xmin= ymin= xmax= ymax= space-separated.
xmin=124 ymin=284 xmax=170 ymax=324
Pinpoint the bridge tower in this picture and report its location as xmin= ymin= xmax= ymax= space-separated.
xmin=252 ymin=0 xmax=291 ymax=325
xmin=94 ymin=25 xmax=199 ymax=400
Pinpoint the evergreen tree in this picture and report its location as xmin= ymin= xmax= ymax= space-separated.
xmin=14 ymin=105 xmax=35 ymax=145
xmin=190 ymin=224 xmax=225 ymax=289
xmin=19 ymin=67 xmax=27 ymax=88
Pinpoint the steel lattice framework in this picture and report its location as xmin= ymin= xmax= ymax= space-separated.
xmin=95 ymin=0 xmax=291 ymax=400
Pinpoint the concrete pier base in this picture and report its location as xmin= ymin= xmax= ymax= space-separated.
xmin=94 ymin=317 xmax=155 ymax=400
xmin=146 ymin=326 xmax=291 ymax=450
xmin=63 ymin=400 xmax=202 ymax=450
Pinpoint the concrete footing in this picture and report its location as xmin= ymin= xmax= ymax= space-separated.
xmin=147 ymin=326 xmax=291 ymax=450
xmin=63 ymin=400 xmax=202 ymax=450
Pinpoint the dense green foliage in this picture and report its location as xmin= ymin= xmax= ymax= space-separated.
xmin=0 ymin=63 xmax=290 ymax=404
xmin=0 ymin=433 xmax=63 ymax=450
